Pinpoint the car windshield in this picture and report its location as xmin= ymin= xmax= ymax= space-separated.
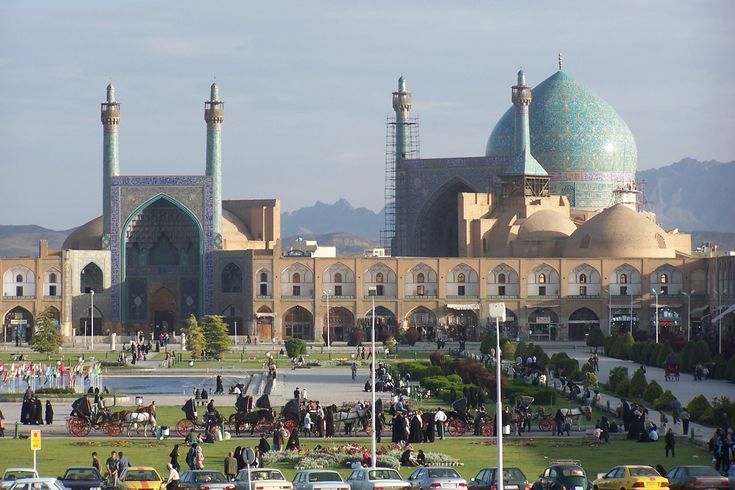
xmin=561 ymin=468 xmax=585 ymax=477
xmin=5 ymin=472 xmax=37 ymax=480
xmin=64 ymin=470 xmax=100 ymax=481
xmin=687 ymin=468 xmax=721 ymax=477
xmin=629 ymin=468 xmax=659 ymax=478
xmin=193 ymin=473 xmax=227 ymax=484
xmin=369 ymin=470 xmax=401 ymax=481
xmin=125 ymin=471 xmax=160 ymax=482
xmin=307 ymin=473 xmax=342 ymax=482
xmin=427 ymin=470 xmax=460 ymax=479
xmin=250 ymin=471 xmax=285 ymax=481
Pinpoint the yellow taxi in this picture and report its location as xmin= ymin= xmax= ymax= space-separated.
xmin=117 ymin=467 xmax=164 ymax=490
xmin=592 ymin=466 xmax=668 ymax=490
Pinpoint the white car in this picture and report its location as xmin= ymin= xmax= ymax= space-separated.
xmin=7 ymin=478 xmax=69 ymax=490
xmin=2 ymin=470 xmax=40 ymax=490
xmin=345 ymin=468 xmax=410 ymax=490
xmin=234 ymin=469 xmax=292 ymax=490
xmin=293 ymin=471 xmax=348 ymax=490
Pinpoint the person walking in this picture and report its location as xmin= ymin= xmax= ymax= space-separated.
xmin=185 ymin=444 xmax=196 ymax=470
xmin=681 ymin=408 xmax=690 ymax=436
xmin=44 ymin=400 xmax=54 ymax=425
xmin=91 ymin=452 xmax=101 ymax=473
xmin=665 ymin=428 xmax=675 ymax=457
xmin=435 ymin=407 xmax=447 ymax=440
xmin=554 ymin=409 xmax=565 ymax=437
xmin=272 ymin=424 xmax=284 ymax=451
xmin=169 ymin=444 xmax=181 ymax=472
xmin=671 ymin=397 xmax=681 ymax=425
xmin=194 ymin=443 xmax=205 ymax=470
xmin=351 ymin=362 xmax=358 ymax=380
xmin=117 ymin=452 xmax=131 ymax=474
xmin=224 ymin=452 xmax=238 ymax=481
xmin=165 ymin=463 xmax=179 ymax=490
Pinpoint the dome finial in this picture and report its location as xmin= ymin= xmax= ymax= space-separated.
xmin=558 ymin=52 xmax=563 ymax=71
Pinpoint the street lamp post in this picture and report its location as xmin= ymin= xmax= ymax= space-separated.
xmin=323 ymin=290 xmax=331 ymax=359
xmin=488 ymin=302 xmax=506 ymax=490
xmin=682 ymin=290 xmax=694 ymax=342
xmin=90 ymin=290 xmax=95 ymax=351
xmin=368 ymin=287 xmax=377 ymax=468
xmin=651 ymin=288 xmax=659 ymax=343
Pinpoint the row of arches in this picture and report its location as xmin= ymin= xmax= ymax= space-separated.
xmin=1 ymin=262 xmax=107 ymax=298
xmin=2 ymin=306 xmax=61 ymax=342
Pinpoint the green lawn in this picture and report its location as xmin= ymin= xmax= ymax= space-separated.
xmin=0 ymin=436 xmax=708 ymax=481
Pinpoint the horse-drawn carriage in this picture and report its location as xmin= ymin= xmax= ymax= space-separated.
xmin=445 ymin=398 xmax=493 ymax=436
xmin=332 ymin=403 xmax=372 ymax=435
xmin=665 ymin=363 xmax=680 ymax=381
xmin=67 ymin=397 xmax=156 ymax=437
xmin=227 ymin=395 xmax=279 ymax=435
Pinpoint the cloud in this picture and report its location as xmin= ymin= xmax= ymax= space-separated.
xmin=137 ymin=35 xmax=251 ymax=59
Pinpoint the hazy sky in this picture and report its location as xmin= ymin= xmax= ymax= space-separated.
xmin=1 ymin=1 xmax=733 ymax=229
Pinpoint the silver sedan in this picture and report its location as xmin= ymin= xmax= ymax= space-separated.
xmin=293 ymin=471 xmax=348 ymax=490
xmin=406 ymin=468 xmax=467 ymax=490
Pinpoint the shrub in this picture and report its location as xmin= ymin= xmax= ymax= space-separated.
xmin=515 ymin=341 xmax=528 ymax=361
xmin=385 ymin=336 xmax=397 ymax=353
xmin=35 ymin=387 xmax=75 ymax=394
xmin=725 ymin=356 xmax=735 ymax=382
xmin=615 ymin=379 xmax=630 ymax=397
xmin=608 ymin=366 xmax=629 ymax=392
xmin=586 ymin=326 xmax=606 ymax=351
xmin=500 ymin=339 xmax=516 ymax=360
xmin=654 ymin=343 xmax=673 ymax=368
xmin=347 ymin=327 xmax=364 ymax=346
xmin=687 ymin=394 xmax=712 ymax=421
xmin=629 ymin=368 xmax=648 ymax=396
xmin=699 ymin=397 xmax=735 ymax=427
xmin=688 ymin=340 xmax=712 ymax=370
xmin=711 ymin=354 xmax=728 ymax=379
xmin=403 ymin=327 xmax=421 ymax=346
xmin=524 ymin=343 xmax=550 ymax=367
xmin=643 ymin=380 xmax=663 ymax=403
xmin=285 ymin=338 xmax=307 ymax=358
xmin=653 ymin=389 xmax=675 ymax=411
xmin=585 ymin=371 xmax=598 ymax=388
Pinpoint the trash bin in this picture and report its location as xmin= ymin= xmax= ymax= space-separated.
xmin=135 ymin=396 xmax=143 ymax=406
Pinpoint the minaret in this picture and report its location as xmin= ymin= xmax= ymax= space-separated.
xmin=204 ymin=82 xmax=224 ymax=235
xmin=392 ymin=76 xmax=412 ymax=162
xmin=502 ymin=70 xmax=549 ymax=198
xmin=101 ymin=83 xmax=120 ymax=244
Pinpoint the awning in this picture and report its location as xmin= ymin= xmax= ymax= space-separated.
xmin=524 ymin=304 xmax=560 ymax=308
xmin=712 ymin=305 xmax=735 ymax=323
xmin=255 ymin=312 xmax=275 ymax=318
xmin=690 ymin=305 xmax=709 ymax=318
xmin=446 ymin=303 xmax=480 ymax=311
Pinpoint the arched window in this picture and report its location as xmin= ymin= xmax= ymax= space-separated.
xmin=457 ymin=273 xmax=466 ymax=283
xmin=334 ymin=272 xmax=343 ymax=283
xmin=260 ymin=272 xmax=268 ymax=282
xmin=293 ymin=272 xmax=301 ymax=284
xmin=417 ymin=273 xmax=425 ymax=283
xmin=538 ymin=273 xmax=546 ymax=284
xmin=16 ymin=274 xmax=23 ymax=283
xmin=49 ymin=273 xmax=57 ymax=283
xmin=579 ymin=273 xmax=587 ymax=284
xmin=660 ymin=273 xmax=669 ymax=284
xmin=221 ymin=263 xmax=242 ymax=293
xmin=620 ymin=273 xmax=628 ymax=284
xmin=376 ymin=272 xmax=384 ymax=283
xmin=498 ymin=273 xmax=506 ymax=284
xmin=80 ymin=263 xmax=103 ymax=293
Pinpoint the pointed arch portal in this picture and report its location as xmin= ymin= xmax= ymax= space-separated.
xmin=415 ymin=179 xmax=476 ymax=257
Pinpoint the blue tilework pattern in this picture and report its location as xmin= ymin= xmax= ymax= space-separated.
xmin=485 ymin=71 xmax=637 ymax=208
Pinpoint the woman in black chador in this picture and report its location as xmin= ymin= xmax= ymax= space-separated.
xmin=45 ymin=400 xmax=54 ymax=425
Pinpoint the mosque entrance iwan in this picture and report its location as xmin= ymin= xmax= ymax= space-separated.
xmin=416 ymin=179 xmax=475 ymax=257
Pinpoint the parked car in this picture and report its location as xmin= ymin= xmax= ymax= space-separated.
xmin=592 ymin=466 xmax=668 ymax=490
xmin=664 ymin=466 xmax=728 ymax=490
xmin=7 ymin=478 xmax=68 ymax=490
xmin=292 ymin=471 xmax=347 ymax=490
xmin=469 ymin=468 xmax=529 ymax=490
xmin=345 ymin=468 xmax=410 ymax=490
xmin=407 ymin=467 xmax=467 ymax=490
xmin=59 ymin=467 xmax=105 ymax=490
xmin=116 ymin=467 xmax=164 ymax=490
xmin=234 ymin=469 xmax=292 ymax=490
xmin=534 ymin=461 xmax=589 ymax=490
xmin=726 ymin=466 xmax=735 ymax=490
xmin=178 ymin=471 xmax=233 ymax=490
xmin=2 ymin=469 xmax=40 ymax=490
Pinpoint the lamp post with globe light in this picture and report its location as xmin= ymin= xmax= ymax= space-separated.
xmin=368 ymin=286 xmax=377 ymax=468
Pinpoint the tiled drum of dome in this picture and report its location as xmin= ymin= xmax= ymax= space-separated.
xmin=485 ymin=71 xmax=637 ymax=209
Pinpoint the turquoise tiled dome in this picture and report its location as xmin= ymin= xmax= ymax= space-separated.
xmin=485 ymin=71 xmax=637 ymax=209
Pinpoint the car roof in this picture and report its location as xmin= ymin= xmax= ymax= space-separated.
xmin=64 ymin=467 xmax=98 ymax=471
xmin=12 ymin=479 xmax=59 ymax=483
xmin=251 ymin=469 xmax=282 ymax=472
xmin=299 ymin=470 xmax=340 ymax=473
xmin=4 ymin=470 xmax=37 ymax=473
xmin=126 ymin=467 xmax=159 ymax=471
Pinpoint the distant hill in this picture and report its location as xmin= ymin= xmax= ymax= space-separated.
xmin=637 ymin=158 xmax=735 ymax=233
xmin=0 ymin=225 xmax=71 ymax=257
xmin=281 ymin=198 xmax=384 ymax=240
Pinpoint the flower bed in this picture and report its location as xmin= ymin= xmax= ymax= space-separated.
xmin=262 ymin=443 xmax=460 ymax=470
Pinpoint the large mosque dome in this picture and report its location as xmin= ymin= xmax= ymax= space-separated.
xmin=564 ymin=204 xmax=674 ymax=258
xmin=486 ymin=71 xmax=638 ymax=210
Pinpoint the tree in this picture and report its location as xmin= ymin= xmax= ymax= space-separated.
xmin=201 ymin=315 xmax=231 ymax=360
xmin=586 ymin=326 xmax=606 ymax=352
xmin=285 ymin=338 xmax=306 ymax=358
xmin=184 ymin=314 xmax=206 ymax=360
xmin=29 ymin=310 xmax=62 ymax=355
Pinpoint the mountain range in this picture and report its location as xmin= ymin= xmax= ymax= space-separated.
xmin=1 ymin=158 xmax=734 ymax=257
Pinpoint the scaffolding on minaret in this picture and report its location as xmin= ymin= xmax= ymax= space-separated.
xmin=381 ymin=114 xmax=420 ymax=252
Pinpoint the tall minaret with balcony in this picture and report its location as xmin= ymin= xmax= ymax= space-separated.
xmin=392 ymin=76 xmax=413 ymax=162
xmin=101 ymin=83 xmax=120 ymax=247
xmin=205 ymin=82 xmax=224 ymax=239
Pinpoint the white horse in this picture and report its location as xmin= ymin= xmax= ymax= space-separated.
xmin=125 ymin=411 xmax=157 ymax=437
xmin=334 ymin=406 xmax=371 ymax=435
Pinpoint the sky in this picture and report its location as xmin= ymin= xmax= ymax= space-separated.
xmin=1 ymin=1 xmax=733 ymax=230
